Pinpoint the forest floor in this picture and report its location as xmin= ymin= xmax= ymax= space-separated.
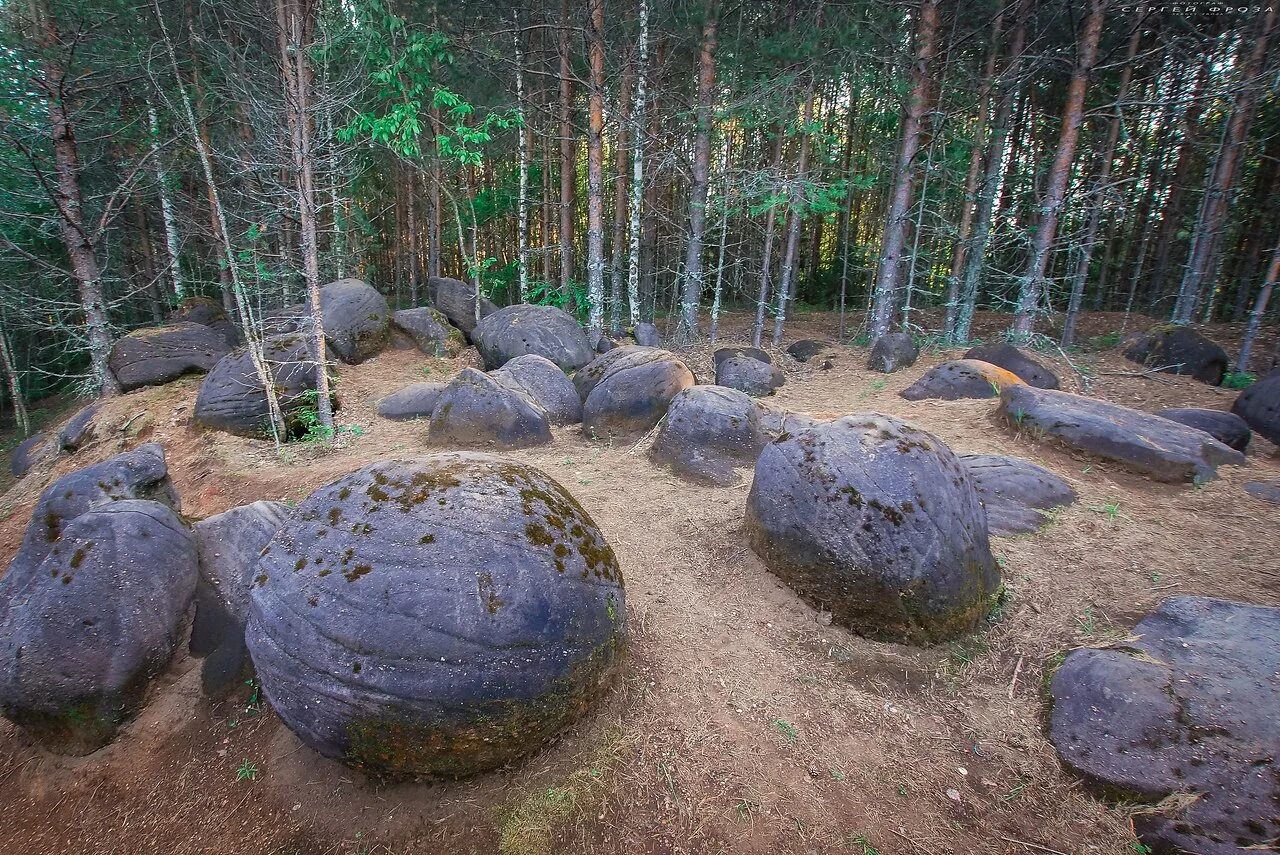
xmin=0 ymin=309 xmax=1277 ymax=855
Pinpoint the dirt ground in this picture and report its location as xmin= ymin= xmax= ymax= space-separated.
xmin=0 ymin=310 xmax=1276 ymax=855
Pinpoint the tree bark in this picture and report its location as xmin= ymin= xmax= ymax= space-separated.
xmin=1237 ymin=243 xmax=1279 ymax=374
xmin=626 ymin=0 xmax=649 ymax=329
xmin=610 ymin=51 xmax=633 ymax=334
xmin=773 ymin=75 xmax=818 ymax=347
xmin=676 ymin=7 xmax=719 ymax=342
xmin=585 ymin=0 xmax=607 ymax=330
xmin=515 ymin=9 xmax=530 ymax=301
xmin=558 ymin=0 xmax=576 ymax=291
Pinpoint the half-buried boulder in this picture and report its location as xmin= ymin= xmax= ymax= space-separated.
xmin=58 ymin=402 xmax=99 ymax=453
xmin=318 ymin=279 xmax=390 ymax=365
xmin=391 ymin=307 xmax=464 ymax=358
xmin=787 ymin=339 xmax=832 ymax=363
xmin=900 ymin=359 xmax=1025 ymax=401
xmin=108 ymin=322 xmax=233 ymax=392
xmin=755 ymin=402 xmax=821 ymax=440
xmin=1049 ymin=596 xmax=1280 ymax=854
xmin=474 ymin=304 xmax=593 ymax=371
xmin=1231 ymin=373 xmax=1280 ymax=446
xmin=491 ymin=355 xmax=582 ymax=425
xmin=245 ymin=453 xmax=626 ymax=778
xmin=377 ymin=382 xmax=447 ymax=421
xmin=867 ymin=333 xmax=918 ymax=373
xmin=746 ymin=415 xmax=1000 ymax=644
xmin=713 ymin=346 xmax=771 ymax=369
xmin=427 ymin=368 xmax=551 ymax=448
xmin=961 ymin=343 xmax=1059 ymax=389
xmin=999 ymin=385 xmax=1245 ymax=482
xmin=194 ymin=335 xmax=327 ymax=439
xmin=633 ymin=322 xmax=661 ymax=347
xmin=582 ymin=349 xmax=694 ymax=439
xmin=572 ymin=345 xmax=652 ymax=402
xmin=716 ymin=355 xmax=784 ymax=397
xmin=1155 ymin=407 xmax=1251 ymax=452
xmin=1124 ymin=325 xmax=1229 ymax=385
xmin=167 ymin=295 xmax=237 ymax=345
xmin=648 ymin=386 xmax=768 ymax=486
xmin=10 ymin=433 xmax=50 ymax=478
xmin=1244 ymin=481 xmax=1280 ymax=504
xmin=959 ymin=454 xmax=1076 ymax=535
xmin=427 ymin=276 xmax=496 ymax=341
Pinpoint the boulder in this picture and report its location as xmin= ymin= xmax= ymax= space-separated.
xmin=58 ymin=402 xmax=99 ymax=453
xmin=999 ymin=385 xmax=1245 ymax=483
xmin=262 ymin=302 xmax=307 ymax=337
xmin=318 ymin=279 xmax=390 ymax=365
xmin=959 ymin=454 xmax=1076 ymax=535
xmin=1049 ymin=596 xmax=1280 ymax=854
xmin=1244 ymin=480 xmax=1280 ymax=504
xmin=108 ymin=322 xmax=233 ymax=392
xmin=0 ymin=499 xmax=196 ymax=754
xmin=1155 ymin=407 xmax=1251 ymax=452
xmin=491 ymin=355 xmax=582 ymax=425
xmin=589 ymin=330 xmax=618 ymax=354
xmin=474 ymin=304 xmax=593 ymax=371
xmin=582 ymin=349 xmax=695 ymax=439
xmin=391 ymin=307 xmax=464 ymax=358
xmin=900 ymin=359 xmax=1025 ymax=401
xmin=245 ymin=454 xmax=626 ymax=778
xmin=10 ymin=433 xmax=50 ymax=478
xmin=167 ymin=296 xmax=237 ymax=345
xmin=961 ymin=343 xmax=1059 ymax=389
xmin=376 ymin=383 xmax=447 ymax=421
xmin=194 ymin=334 xmax=325 ymax=439
xmin=786 ymin=339 xmax=832 ymax=363
xmin=572 ymin=346 xmax=652 ymax=402
xmin=716 ymin=355 xmax=785 ymax=397
xmin=427 ymin=368 xmax=552 ymax=448
xmin=648 ymin=386 xmax=767 ymax=486
xmin=191 ymin=501 xmax=290 ymax=698
xmin=746 ymin=415 xmax=1000 ymax=644
xmin=867 ymin=333 xmax=919 ymax=374
xmin=713 ymin=346 xmax=771 ymax=369
xmin=1231 ymin=374 xmax=1280 ymax=446
xmin=755 ymin=402 xmax=821 ymax=440
xmin=633 ymin=322 xmax=661 ymax=347
xmin=427 ymin=276 xmax=497 ymax=340
xmin=1124 ymin=325 xmax=1229 ymax=385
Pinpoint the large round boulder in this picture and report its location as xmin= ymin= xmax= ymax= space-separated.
xmin=245 ymin=454 xmax=627 ymax=778
xmin=961 ymin=343 xmax=1059 ymax=389
xmin=713 ymin=346 xmax=771 ymax=369
xmin=108 ymin=322 xmax=233 ymax=392
xmin=581 ymin=349 xmax=695 ymax=439
xmin=10 ymin=433 xmax=51 ymax=478
xmin=377 ymin=382 xmax=447 ymax=421
xmin=318 ymin=279 xmax=390 ymax=365
xmin=959 ymin=454 xmax=1076 ymax=535
xmin=1124 ymin=325 xmax=1229 ymax=385
xmin=632 ymin=322 xmax=661 ymax=347
xmin=0 ymin=500 xmax=196 ymax=754
xmin=716 ymin=355 xmax=784 ymax=397
xmin=572 ymin=345 xmax=652 ymax=402
xmin=167 ymin=295 xmax=237 ymax=345
xmin=491 ymin=355 xmax=583 ymax=425
xmin=746 ymin=415 xmax=1000 ymax=644
xmin=867 ymin=333 xmax=919 ymax=374
xmin=900 ymin=359 xmax=1025 ymax=401
xmin=392 ymin=307 xmax=464 ymax=358
xmin=1231 ymin=374 xmax=1280 ymax=446
xmin=474 ymin=304 xmax=593 ymax=372
xmin=428 ymin=368 xmax=552 ymax=448
xmin=427 ymin=276 xmax=497 ymax=341
xmin=194 ymin=334 xmax=326 ymax=439
xmin=1049 ymin=596 xmax=1280 ymax=853
xmin=1155 ymin=407 xmax=1251 ymax=452
xmin=648 ymin=386 xmax=767 ymax=486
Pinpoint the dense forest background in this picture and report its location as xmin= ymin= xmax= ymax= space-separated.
xmin=0 ymin=0 xmax=1277 ymax=424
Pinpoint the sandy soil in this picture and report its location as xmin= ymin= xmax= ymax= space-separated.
xmin=0 ymin=310 xmax=1276 ymax=855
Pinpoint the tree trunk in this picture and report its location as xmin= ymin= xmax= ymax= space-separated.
xmin=752 ymin=128 xmax=784 ymax=348
xmin=773 ymin=75 xmax=819 ymax=347
xmin=515 ymin=9 xmax=530 ymax=302
xmin=585 ymin=0 xmax=607 ymax=330
xmin=610 ymin=52 xmax=634 ymax=334
xmin=626 ymin=0 xmax=649 ymax=329
xmin=558 ymin=0 xmax=576 ymax=291
xmin=1237 ymin=243 xmax=1279 ymax=374
xmin=0 ymin=320 xmax=28 ymax=437
xmin=676 ymin=7 xmax=719 ymax=342
xmin=709 ymin=129 xmax=732 ymax=344
xmin=147 ymin=100 xmax=184 ymax=302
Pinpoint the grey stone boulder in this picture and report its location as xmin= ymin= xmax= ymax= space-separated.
xmin=633 ymin=322 xmax=661 ymax=347
xmin=10 ymin=433 xmax=51 ymax=478
xmin=961 ymin=343 xmax=1059 ymax=389
xmin=746 ymin=415 xmax=1000 ymax=644
xmin=716 ymin=355 xmax=784 ymax=397
xmin=959 ymin=454 xmax=1076 ymax=535
xmin=589 ymin=330 xmax=617 ymax=354
xmin=427 ymin=276 xmax=497 ymax=341
xmin=582 ymin=349 xmax=695 ymax=439
xmin=245 ymin=453 xmax=627 ymax=778
xmin=867 ymin=333 xmax=919 ymax=373
xmin=754 ymin=402 xmax=821 ymax=440
xmin=648 ymin=386 xmax=767 ymax=486
xmin=58 ymin=402 xmax=99 ymax=453
xmin=474 ymin=304 xmax=593 ymax=372
xmin=572 ymin=345 xmax=652 ymax=402
xmin=318 ymin=279 xmax=390 ymax=365
xmin=376 ymin=382 xmax=447 ymax=421
xmin=428 ymin=368 xmax=551 ymax=448
xmin=392 ymin=307 xmax=465 ymax=358
xmin=1231 ymin=374 xmax=1280 ymax=446
xmin=713 ymin=346 xmax=771 ymax=369
xmin=0 ymin=498 xmax=196 ymax=753
xmin=1049 ymin=596 xmax=1280 ymax=854
xmin=1124 ymin=325 xmax=1229 ymax=385
xmin=167 ymin=295 xmax=237 ymax=345
xmin=194 ymin=334 xmax=325 ymax=439
xmin=786 ymin=339 xmax=832 ymax=363
xmin=900 ymin=359 xmax=1026 ymax=401
xmin=1244 ymin=481 xmax=1280 ymax=504
xmin=108 ymin=322 xmax=232 ymax=392
xmin=999 ymin=385 xmax=1245 ymax=483
xmin=491 ymin=355 xmax=582 ymax=425
xmin=262 ymin=302 xmax=307 ymax=337
xmin=1155 ymin=407 xmax=1251 ymax=452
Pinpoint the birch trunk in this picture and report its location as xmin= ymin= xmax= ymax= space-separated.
xmin=585 ymin=0 xmax=607 ymax=330
xmin=626 ymin=0 xmax=649 ymax=329
xmin=676 ymin=8 xmax=719 ymax=342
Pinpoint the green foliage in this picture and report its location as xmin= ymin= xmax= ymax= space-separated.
xmin=234 ymin=759 xmax=259 ymax=782
xmin=526 ymin=280 xmax=591 ymax=324
xmin=1222 ymin=371 xmax=1255 ymax=390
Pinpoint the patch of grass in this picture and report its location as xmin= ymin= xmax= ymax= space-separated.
xmin=235 ymin=759 xmax=259 ymax=781
xmin=498 ymin=787 xmax=576 ymax=855
xmin=1088 ymin=501 xmax=1124 ymax=521
xmin=772 ymin=718 xmax=799 ymax=743
xmin=845 ymin=834 xmax=881 ymax=854
xmin=1221 ymin=371 xmax=1255 ymax=390
xmin=1075 ymin=606 xmax=1099 ymax=636
xmin=1041 ymin=651 xmax=1068 ymax=699
xmin=947 ymin=636 xmax=991 ymax=669
xmin=733 ymin=798 xmax=760 ymax=823
xmin=1089 ymin=330 xmax=1123 ymax=350
xmin=856 ymin=378 xmax=889 ymax=400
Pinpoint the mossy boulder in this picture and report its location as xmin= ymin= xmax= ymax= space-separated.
xmin=474 ymin=304 xmax=593 ymax=372
xmin=746 ymin=415 xmax=1000 ymax=644
xmin=961 ymin=343 xmax=1058 ymax=389
xmin=427 ymin=276 xmax=497 ymax=341
xmin=648 ymin=386 xmax=767 ymax=486
xmin=167 ymin=295 xmax=237 ymax=345
xmin=392 ymin=307 xmax=465 ymax=358
xmin=194 ymin=334 xmax=328 ymax=439
xmin=1124 ymin=325 xmax=1229 ymax=385
xmin=427 ymin=368 xmax=552 ymax=448
xmin=318 ymin=279 xmax=390 ymax=365
xmin=959 ymin=454 xmax=1076 ymax=535
xmin=245 ymin=453 xmax=626 ymax=779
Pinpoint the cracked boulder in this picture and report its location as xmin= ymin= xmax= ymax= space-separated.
xmin=108 ymin=322 xmax=233 ymax=392
xmin=491 ymin=355 xmax=583 ymax=425
xmin=648 ymin=386 xmax=768 ymax=486
xmin=474 ymin=304 xmax=593 ymax=372
xmin=959 ymin=454 xmax=1076 ymax=535
xmin=427 ymin=368 xmax=552 ymax=448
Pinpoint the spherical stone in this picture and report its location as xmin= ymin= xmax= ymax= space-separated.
xmin=746 ymin=414 xmax=1000 ymax=644
xmin=246 ymin=453 xmax=627 ymax=779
